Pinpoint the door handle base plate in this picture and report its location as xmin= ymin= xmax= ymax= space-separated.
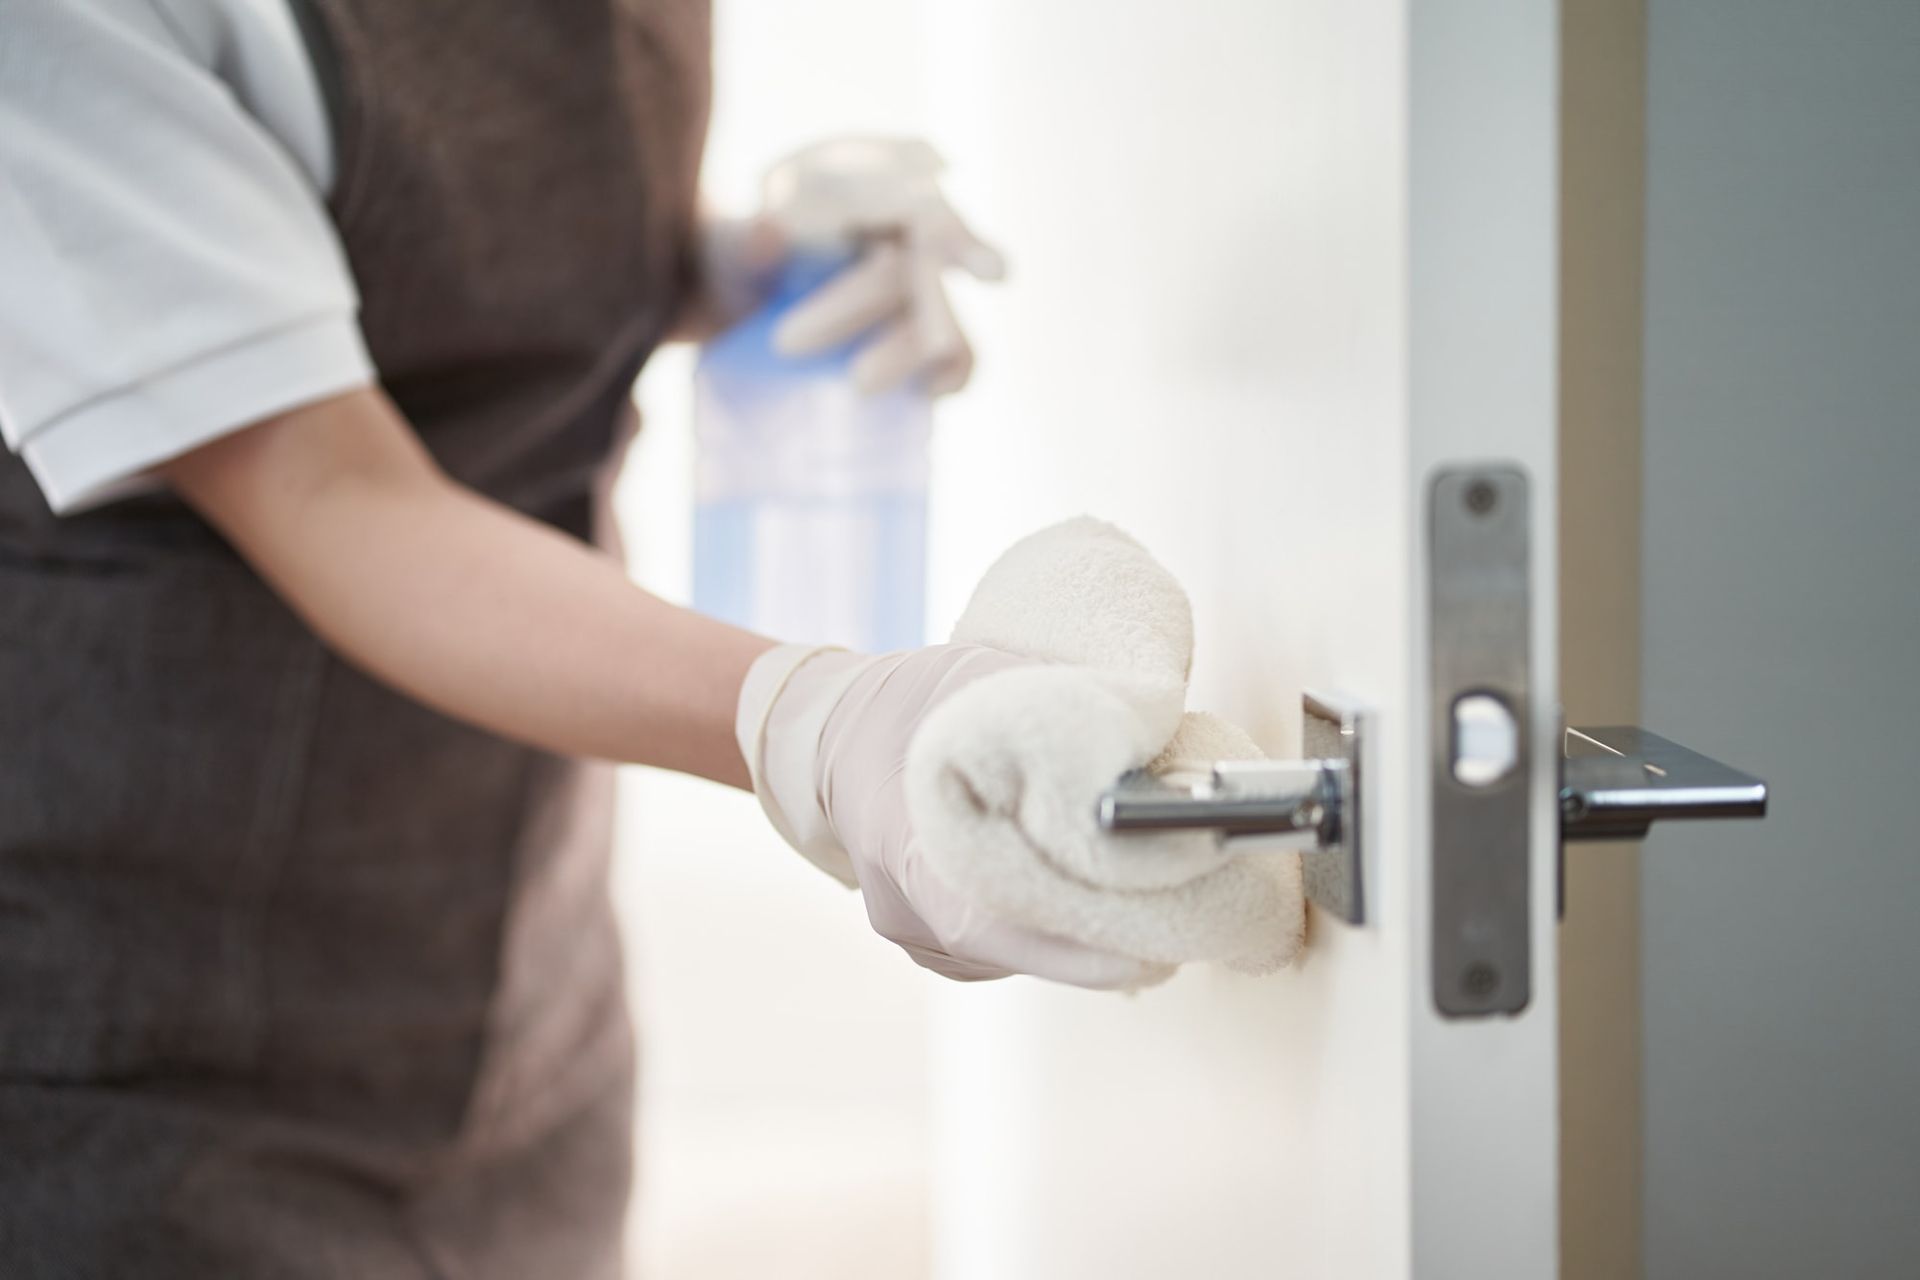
xmin=1302 ymin=691 xmax=1367 ymax=925
xmin=1095 ymin=691 xmax=1371 ymax=926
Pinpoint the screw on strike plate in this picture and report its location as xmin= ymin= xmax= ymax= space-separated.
xmin=1464 ymin=480 xmax=1499 ymax=516
xmin=1462 ymin=963 xmax=1500 ymax=999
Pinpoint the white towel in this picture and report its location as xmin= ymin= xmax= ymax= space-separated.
xmin=905 ymin=517 xmax=1306 ymax=980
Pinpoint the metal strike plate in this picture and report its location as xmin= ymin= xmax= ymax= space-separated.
xmin=1562 ymin=726 xmax=1769 ymax=841
xmin=1430 ymin=467 xmax=1533 ymax=1018
xmin=1095 ymin=691 xmax=1369 ymax=925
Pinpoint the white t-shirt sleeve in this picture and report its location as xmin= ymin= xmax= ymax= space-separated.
xmin=0 ymin=0 xmax=372 ymax=514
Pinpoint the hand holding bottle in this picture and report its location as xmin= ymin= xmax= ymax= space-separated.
xmin=697 ymin=137 xmax=1006 ymax=396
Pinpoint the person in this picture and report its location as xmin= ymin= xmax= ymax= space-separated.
xmin=0 ymin=1 xmax=1153 ymax=1275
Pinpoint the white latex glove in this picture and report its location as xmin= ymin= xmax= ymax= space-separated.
xmin=736 ymin=642 xmax=1158 ymax=990
xmin=698 ymin=137 xmax=1007 ymax=396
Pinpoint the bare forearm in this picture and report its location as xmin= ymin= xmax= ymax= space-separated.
xmin=166 ymin=388 xmax=774 ymax=787
xmin=263 ymin=476 xmax=770 ymax=783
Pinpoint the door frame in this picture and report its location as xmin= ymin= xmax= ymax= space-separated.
xmin=1408 ymin=3 xmax=1562 ymax=1273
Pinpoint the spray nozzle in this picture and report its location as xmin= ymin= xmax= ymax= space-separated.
xmin=761 ymin=137 xmax=952 ymax=252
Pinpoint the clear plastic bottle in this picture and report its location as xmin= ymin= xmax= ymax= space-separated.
xmin=692 ymin=253 xmax=932 ymax=652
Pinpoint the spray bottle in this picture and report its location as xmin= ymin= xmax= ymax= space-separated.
xmin=692 ymin=141 xmax=951 ymax=653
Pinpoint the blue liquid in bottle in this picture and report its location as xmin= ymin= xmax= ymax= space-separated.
xmin=693 ymin=258 xmax=931 ymax=653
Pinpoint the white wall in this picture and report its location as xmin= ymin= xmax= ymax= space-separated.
xmin=919 ymin=4 xmax=1419 ymax=1278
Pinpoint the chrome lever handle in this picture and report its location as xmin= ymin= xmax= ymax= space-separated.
xmin=1097 ymin=760 xmax=1341 ymax=847
xmin=1560 ymin=725 xmax=1769 ymax=842
xmin=1092 ymin=704 xmax=1769 ymax=935
xmin=1095 ymin=691 xmax=1370 ymax=925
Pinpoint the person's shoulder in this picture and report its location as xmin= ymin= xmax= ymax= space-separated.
xmin=3 ymin=0 xmax=219 ymax=60
xmin=0 ymin=0 xmax=359 ymax=516
xmin=5 ymin=0 xmax=334 ymax=197
xmin=2 ymin=0 xmax=288 ymax=78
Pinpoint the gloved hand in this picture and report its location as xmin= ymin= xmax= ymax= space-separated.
xmin=735 ymin=642 xmax=1159 ymax=990
xmin=694 ymin=137 xmax=1006 ymax=396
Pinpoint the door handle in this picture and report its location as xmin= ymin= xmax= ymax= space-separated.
xmin=1099 ymin=468 xmax=1769 ymax=1010
xmin=1094 ymin=703 xmax=1769 ymax=930
xmin=1098 ymin=759 xmax=1342 ymax=844
xmin=1097 ymin=691 xmax=1371 ymax=925
xmin=1559 ymin=725 xmax=1767 ymax=840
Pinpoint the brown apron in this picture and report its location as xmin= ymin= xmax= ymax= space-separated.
xmin=0 ymin=2 xmax=711 ymax=1275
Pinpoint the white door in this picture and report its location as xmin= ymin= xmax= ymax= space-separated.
xmin=922 ymin=3 xmax=1561 ymax=1276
